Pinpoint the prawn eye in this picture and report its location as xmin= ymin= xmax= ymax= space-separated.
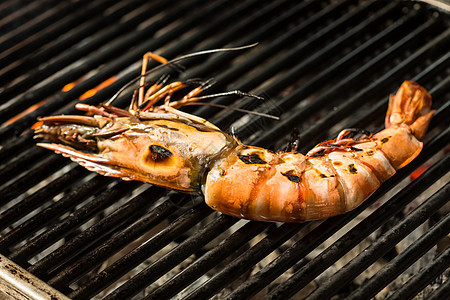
xmin=148 ymin=145 xmax=173 ymax=162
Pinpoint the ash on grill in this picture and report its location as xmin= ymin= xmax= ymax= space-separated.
xmin=1 ymin=0 xmax=449 ymax=299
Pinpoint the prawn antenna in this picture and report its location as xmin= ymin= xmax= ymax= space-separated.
xmin=195 ymin=90 xmax=265 ymax=101
xmin=184 ymin=102 xmax=279 ymax=120
xmin=106 ymin=43 xmax=259 ymax=106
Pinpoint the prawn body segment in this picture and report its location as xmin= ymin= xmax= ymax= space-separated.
xmin=203 ymin=146 xmax=308 ymax=222
xmin=204 ymin=81 xmax=434 ymax=222
xmin=204 ymin=142 xmax=394 ymax=222
xmin=34 ymin=47 xmax=434 ymax=223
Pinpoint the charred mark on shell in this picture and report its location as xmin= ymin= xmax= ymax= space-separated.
xmin=157 ymin=124 xmax=179 ymax=131
xmin=333 ymin=161 xmax=343 ymax=166
xmin=282 ymin=170 xmax=301 ymax=183
xmin=380 ymin=137 xmax=390 ymax=143
xmin=238 ymin=153 xmax=267 ymax=164
xmin=148 ymin=145 xmax=173 ymax=161
xmin=348 ymin=163 xmax=358 ymax=174
xmin=328 ymin=143 xmax=342 ymax=148
xmin=309 ymin=149 xmax=325 ymax=157
xmin=350 ymin=146 xmax=363 ymax=151
xmin=366 ymin=150 xmax=375 ymax=156
xmin=318 ymin=173 xmax=335 ymax=178
xmin=339 ymin=128 xmax=373 ymax=140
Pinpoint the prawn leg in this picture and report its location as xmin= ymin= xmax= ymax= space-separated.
xmin=139 ymin=51 xmax=169 ymax=107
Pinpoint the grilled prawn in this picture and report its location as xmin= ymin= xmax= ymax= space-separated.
xmin=34 ymin=53 xmax=434 ymax=222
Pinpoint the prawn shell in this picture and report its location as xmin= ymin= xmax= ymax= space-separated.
xmin=350 ymin=142 xmax=396 ymax=181
xmin=204 ymin=147 xmax=307 ymax=222
xmin=374 ymin=126 xmax=423 ymax=169
xmin=327 ymin=152 xmax=380 ymax=211
xmin=301 ymin=158 xmax=344 ymax=221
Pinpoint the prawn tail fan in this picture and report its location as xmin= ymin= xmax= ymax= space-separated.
xmin=385 ymin=80 xmax=435 ymax=140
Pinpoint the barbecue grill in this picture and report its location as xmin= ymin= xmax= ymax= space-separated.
xmin=1 ymin=0 xmax=449 ymax=299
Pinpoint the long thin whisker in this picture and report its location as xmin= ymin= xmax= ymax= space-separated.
xmin=183 ymin=102 xmax=279 ymax=120
xmin=195 ymin=90 xmax=265 ymax=101
xmin=105 ymin=44 xmax=258 ymax=106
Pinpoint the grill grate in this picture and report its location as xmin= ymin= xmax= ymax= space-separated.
xmin=1 ymin=0 xmax=449 ymax=299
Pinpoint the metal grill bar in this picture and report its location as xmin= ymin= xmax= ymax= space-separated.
xmin=225 ymin=128 xmax=449 ymax=299
xmin=0 ymin=0 xmax=189 ymax=123
xmin=342 ymin=185 xmax=450 ymax=300
xmin=39 ymin=188 xmax=172 ymax=283
xmin=0 ymin=155 xmax=68 ymax=205
xmin=184 ymin=222 xmax=304 ymax=300
xmin=250 ymin=19 xmax=446 ymax=147
xmin=297 ymin=50 xmax=450 ymax=151
xmin=388 ymin=250 xmax=449 ymax=300
xmin=0 ymin=146 xmax=48 ymax=185
xmin=102 ymin=215 xmax=240 ymax=300
xmin=66 ymin=198 xmax=186 ymax=299
xmin=37 ymin=199 xmax=212 ymax=286
xmin=0 ymin=1 xmax=448 ymax=299
xmin=204 ymin=0 xmax=401 ymax=124
xmin=0 ymin=166 xmax=87 ymax=231
xmin=0 ymin=0 xmax=48 ymax=30
xmin=142 ymin=221 xmax=270 ymax=300
xmin=309 ymin=183 xmax=450 ymax=300
xmin=10 ymin=181 xmax=142 ymax=266
xmin=263 ymin=155 xmax=450 ymax=299
xmin=0 ymin=176 xmax=112 ymax=255
xmin=0 ymin=0 xmax=81 ymax=53
xmin=0 ymin=0 xmax=141 ymax=85
xmin=0 ymin=253 xmax=70 ymax=300
xmin=0 ymin=0 xmax=118 ymax=69
xmin=182 ymin=0 xmax=359 ymax=86
xmin=66 ymin=0 xmax=298 ymax=118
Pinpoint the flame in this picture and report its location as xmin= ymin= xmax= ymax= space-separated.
xmin=409 ymin=165 xmax=429 ymax=181
xmin=6 ymin=77 xmax=118 ymax=128
xmin=61 ymin=76 xmax=117 ymax=100
xmin=80 ymin=76 xmax=117 ymax=100
xmin=62 ymin=82 xmax=77 ymax=92
xmin=5 ymin=99 xmax=49 ymax=126
xmin=32 ymin=120 xmax=43 ymax=129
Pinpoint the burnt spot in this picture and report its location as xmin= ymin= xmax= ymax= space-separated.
xmin=380 ymin=137 xmax=390 ymax=143
xmin=366 ymin=150 xmax=375 ymax=156
xmin=333 ymin=161 xmax=342 ymax=166
xmin=238 ymin=153 xmax=267 ymax=164
xmin=148 ymin=145 xmax=173 ymax=161
xmin=157 ymin=124 xmax=179 ymax=131
xmin=309 ymin=149 xmax=325 ymax=157
xmin=348 ymin=163 xmax=358 ymax=174
xmin=282 ymin=170 xmax=301 ymax=183
xmin=319 ymin=174 xmax=327 ymax=178
xmin=350 ymin=146 xmax=363 ymax=151
xmin=339 ymin=128 xmax=373 ymax=140
xmin=328 ymin=143 xmax=342 ymax=148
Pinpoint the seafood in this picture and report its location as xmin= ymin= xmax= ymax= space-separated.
xmin=34 ymin=52 xmax=434 ymax=222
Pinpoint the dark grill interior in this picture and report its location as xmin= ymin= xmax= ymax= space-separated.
xmin=0 ymin=0 xmax=449 ymax=299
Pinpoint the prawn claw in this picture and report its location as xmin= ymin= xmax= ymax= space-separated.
xmin=38 ymin=115 xmax=101 ymax=127
xmin=36 ymin=143 xmax=130 ymax=179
